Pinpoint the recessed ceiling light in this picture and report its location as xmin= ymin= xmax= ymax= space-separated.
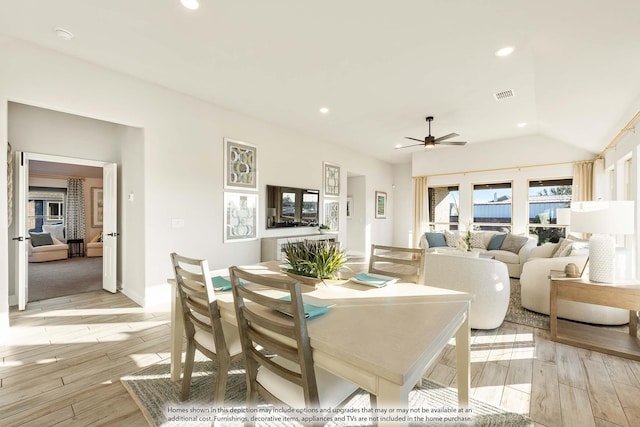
xmin=394 ymin=144 xmax=403 ymax=149
xmin=495 ymin=46 xmax=514 ymax=57
xmin=517 ymin=122 xmax=527 ymax=128
xmin=54 ymin=27 xmax=74 ymax=41
xmin=180 ymin=0 xmax=200 ymax=10
xmin=319 ymin=107 xmax=330 ymax=115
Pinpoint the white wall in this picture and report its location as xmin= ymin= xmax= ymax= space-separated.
xmin=0 ymin=36 xmax=395 ymax=325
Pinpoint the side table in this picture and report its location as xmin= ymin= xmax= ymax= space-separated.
xmin=67 ymin=238 xmax=85 ymax=258
xmin=549 ymin=272 xmax=640 ymax=360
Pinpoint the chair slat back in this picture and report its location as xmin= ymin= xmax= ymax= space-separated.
xmin=170 ymin=253 xmax=228 ymax=357
xmin=229 ymin=266 xmax=320 ymax=407
xmin=368 ymin=244 xmax=425 ymax=283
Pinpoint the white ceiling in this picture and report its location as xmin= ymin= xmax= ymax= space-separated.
xmin=2 ymin=0 xmax=640 ymax=164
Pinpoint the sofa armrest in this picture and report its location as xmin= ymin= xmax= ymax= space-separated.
xmin=518 ymin=237 xmax=538 ymax=264
xmin=529 ymin=243 xmax=558 ymax=259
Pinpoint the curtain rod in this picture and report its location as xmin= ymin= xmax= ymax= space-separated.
xmin=413 ymin=160 xmax=586 ymax=179
xmin=595 ymin=110 xmax=640 ymax=160
xmin=30 ymin=173 xmax=86 ymax=180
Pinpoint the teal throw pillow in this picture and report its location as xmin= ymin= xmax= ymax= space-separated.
xmin=29 ymin=232 xmax=54 ymax=247
xmin=487 ymin=233 xmax=507 ymax=250
xmin=425 ymin=232 xmax=447 ymax=248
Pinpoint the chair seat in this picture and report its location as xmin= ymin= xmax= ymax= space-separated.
xmin=257 ymin=356 xmax=358 ymax=409
xmin=194 ymin=319 xmax=243 ymax=357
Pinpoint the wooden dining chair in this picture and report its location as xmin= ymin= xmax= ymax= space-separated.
xmin=368 ymin=244 xmax=425 ymax=283
xmin=170 ymin=253 xmax=243 ymax=403
xmin=228 ymin=266 xmax=367 ymax=413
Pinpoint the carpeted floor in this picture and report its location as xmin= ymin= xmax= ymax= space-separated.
xmin=503 ymin=279 xmax=549 ymax=330
xmin=121 ymin=358 xmax=533 ymax=427
xmin=28 ymin=256 xmax=103 ymax=301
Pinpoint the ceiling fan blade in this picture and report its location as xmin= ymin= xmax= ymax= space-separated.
xmin=395 ymin=142 xmax=425 ymax=149
xmin=437 ymin=141 xmax=467 ymax=146
xmin=434 ymin=132 xmax=459 ymax=143
xmin=404 ymin=137 xmax=425 ymax=143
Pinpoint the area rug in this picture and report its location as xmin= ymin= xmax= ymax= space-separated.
xmin=503 ymin=279 xmax=549 ymax=330
xmin=28 ymin=256 xmax=103 ymax=301
xmin=122 ymin=358 xmax=532 ymax=426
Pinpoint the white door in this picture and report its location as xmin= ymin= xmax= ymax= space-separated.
xmin=102 ymin=163 xmax=118 ymax=293
xmin=15 ymin=151 xmax=29 ymax=310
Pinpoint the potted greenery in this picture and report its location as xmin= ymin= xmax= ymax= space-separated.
xmin=318 ymin=224 xmax=331 ymax=234
xmin=282 ymin=239 xmax=346 ymax=284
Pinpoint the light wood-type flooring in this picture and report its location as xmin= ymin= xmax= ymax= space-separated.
xmin=2 ymin=290 xmax=640 ymax=426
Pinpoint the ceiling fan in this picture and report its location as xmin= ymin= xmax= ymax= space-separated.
xmin=396 ymin=116 xmax=467 ymax=149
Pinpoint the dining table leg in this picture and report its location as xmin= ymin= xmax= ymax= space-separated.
xmin=170 ymin=280 xmax=184 ymax=382
xmin=455 ymin=312 xmax=470 ymax=408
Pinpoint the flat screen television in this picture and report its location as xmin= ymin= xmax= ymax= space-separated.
xmin=266 ymin=185 xmax=319 ymax=228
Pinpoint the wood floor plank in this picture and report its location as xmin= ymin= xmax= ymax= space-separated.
xmin=583 ymin=358 xmax=629 ymax=426
xmin=500 ymin=385 xmax=531 ymax=416
xmin=559 ymin=383 xmax=596 ymax=427
xmin=529 ymin=360 xmax=562 ymax=426
xmin=557 ymin=342 xmax=587 ymax=389
xmin=612 ymin=381 xmax=640 ymax=426
xmin=473 ymin=361 xmax=507 ymax=406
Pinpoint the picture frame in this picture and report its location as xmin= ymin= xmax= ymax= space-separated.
xmin=323 ymin=199 xmax=340 ymax=231
xmin=224 ymin=138 xmax=257 ymax=191
xmin=375 ymin=191 xmax=387 ymax=219
xmin=224 ymin=192 xmax=258 ymax=242
xmin=346 ymin=196 xmax=353 ymax=219
xmin=323 ymin=162 xmax=340 ymax=196
xmin=91 ymin=187 xmax=104 ymax=227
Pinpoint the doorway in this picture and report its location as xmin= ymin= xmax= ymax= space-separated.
xmin=26 ymin=160 xmax=104 ymax=302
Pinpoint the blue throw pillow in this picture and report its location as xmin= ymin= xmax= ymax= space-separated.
xmin=487 ymin=233 xmax=507 ymax=250
xmin=425 ymin=232 xmax=447 ymax=248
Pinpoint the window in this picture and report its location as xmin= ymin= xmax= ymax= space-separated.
xmin=427 ymin=186 xmax=459 ymax=230
xmin=28 ymin=187 xmax=67 ymax=232
xmin=473 ymin=182 xmax=512 ymax=232
xmin=527 ymin=178 xmax=572 ymax=244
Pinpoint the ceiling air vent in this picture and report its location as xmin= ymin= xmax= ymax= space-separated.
xmin=493 ymin=89 xmax=515 ymax=101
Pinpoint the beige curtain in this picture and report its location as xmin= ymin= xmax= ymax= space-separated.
xmin=572 ymin=161 xmax=594 ymax=202
xmin=413 ymin=176 xmax=428 ymax=248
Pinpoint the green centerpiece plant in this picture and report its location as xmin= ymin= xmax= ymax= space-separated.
xmin=282 ymin=239 xmax=346 ymax=282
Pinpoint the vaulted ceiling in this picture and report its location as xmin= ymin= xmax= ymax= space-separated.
xmin=1 ymin=0 xmax=639 ymax=163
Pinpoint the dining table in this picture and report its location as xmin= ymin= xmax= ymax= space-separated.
xmin=169 ymin=261 xmax=473 ymax=425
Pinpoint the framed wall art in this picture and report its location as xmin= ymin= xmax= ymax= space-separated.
xmin=91 ymin=187 xmax=104 ymax=227
xmin=323 ymin=199 xmax=339 ymax=231
xmin=323 ymin=162 xmax=340 ymax=196
xmin=375 ymin=191 xmax=387 ymax=219
xmin=224 ymin=138 xmax=257 ymax=191
xmin=224 ymin=192 xmax=258 ymax=242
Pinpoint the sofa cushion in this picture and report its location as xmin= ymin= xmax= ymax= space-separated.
xmin=42 ymin=224 xmax=66 ymax=243
xmin=500 ymin=234 xmax=529 ymax=254
xmin=469 ymin=232 xmax=486 ymax=250
xmin=444 ymin=230 xmax=466 ymax=249
xmin=491 ymin=250 xmax=520 ymax=264
xmin=552 ymin=238 xmax=573 ymax=257
xmin=425 ymin=232 xmax=447 ymax=248
xmin=487 ymin=233 xmax=507 ymax=250
xmin=30 ymin=232 xmax=54 ymax=247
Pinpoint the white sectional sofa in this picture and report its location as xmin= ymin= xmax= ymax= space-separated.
xmin=520 ymin=240 xmax=628 ymax=325
xmin=423 ymin=252 xmax=510 ymax=329
xmin=420 ymin=230 xmax=536 ymax=278
xmin=28 ymin=235 xmax=69 ymax=263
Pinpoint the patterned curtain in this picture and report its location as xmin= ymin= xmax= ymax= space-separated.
xmin=412 ymin=176 xmax=428 ymax=248
xmin=66 ymin=178 xmax=86 ymax=240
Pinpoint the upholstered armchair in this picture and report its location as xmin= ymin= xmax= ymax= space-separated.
xmin=86 ymin=232 xmax=103 ymax=257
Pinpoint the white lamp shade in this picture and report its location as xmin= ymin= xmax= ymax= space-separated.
xmin=556 ymin=208 xmax=571 ymax=226
xmin=267 ymin=208 xmax=277 ymax=217
xmin=570 ymin=201 xmax=634 ymax=235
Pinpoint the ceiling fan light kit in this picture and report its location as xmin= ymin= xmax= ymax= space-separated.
xmin=397 ymin=116 xmax=468 ymax=150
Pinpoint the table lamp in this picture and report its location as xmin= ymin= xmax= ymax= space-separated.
xmin=556 ymin=208 xmax=571 ymax=235
xmin=570 ymin=201 xmax=635 ymax=283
